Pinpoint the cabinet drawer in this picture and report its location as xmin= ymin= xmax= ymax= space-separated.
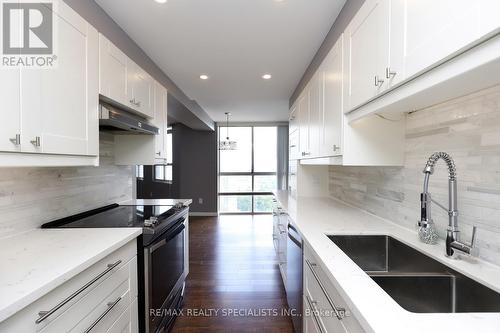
xmin=304 ymin=295 xmax=321 ymax=333
xmin=106 ymin=298 xmax=138 ymax=333
xmin=304 ymin=246 xmax=365 ymax=333
xmin=41 ymin=261 xmax=134 ymax=333
xmin=0 ymin=240 xmax=137 ymax=333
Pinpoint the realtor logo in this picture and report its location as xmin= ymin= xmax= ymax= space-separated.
xmin=1 ymin=0 xmax=56 ymax=68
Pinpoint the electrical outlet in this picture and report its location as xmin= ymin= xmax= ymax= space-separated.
xmin=198 ymin=198 xmax=203 ymax=204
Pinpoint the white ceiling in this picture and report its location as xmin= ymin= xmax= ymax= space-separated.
xmin=95 ymin=0 xmax=346 ymax=122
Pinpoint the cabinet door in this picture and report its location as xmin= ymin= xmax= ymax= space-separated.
xmin=289 ymin=130 xmax=299 ymax=161
xmin=392 ymin=0 xmax=481 ymax=81
xmin=289 ymin=105 xmax=298 ymax=134
xmin=298 ymin=90 xmax=310 ymax=158
xmin=345 ymin=0 xmax=390 ymax=112
xmin=99 ymin=34 xmax=128 ymax=106
xmin=303 ymin=297 xmax=322 ymax=333
xmin=308 ymin=73 xmax=321 ymax=158
xmin=127 ymin=60 xmax=154 ymax=118
xmin=0 ymin=68 xmax=21 ymax=152
xmin=21 ymin=3 xmax=98 ymax=155
xmin=153 ymin=81 xmax=168 ymax=160
xmin=320 ymin=36 xmax=343 ymax=157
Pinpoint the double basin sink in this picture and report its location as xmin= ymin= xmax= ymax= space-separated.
xmin=329 ymin=235 xmax=500 ymax=313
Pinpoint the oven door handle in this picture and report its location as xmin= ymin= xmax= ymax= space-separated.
xmin=150 ymin=222 xmax=185 ymax=253
xmin=288 ymin=231 xmax=302 ymax=248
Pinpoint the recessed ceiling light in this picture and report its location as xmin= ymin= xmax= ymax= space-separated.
xmin=262 ymin=74 xmax=272 ymax=80
xmin=199 ymin=74 xmax=209 ymax=80
xmin=154 ymin=0 xmax=167 ymax=3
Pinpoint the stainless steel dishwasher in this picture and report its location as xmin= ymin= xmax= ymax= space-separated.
xmin=286 ymin=220 xmax=303 ymax=333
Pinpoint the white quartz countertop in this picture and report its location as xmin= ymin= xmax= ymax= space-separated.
xmin=274 ymin=190 xmax=500 ymax=333
xmin=120 ymin=198 xmax=193 ymax=206
xmin=0 ymin=228 xmax=142 ymax=323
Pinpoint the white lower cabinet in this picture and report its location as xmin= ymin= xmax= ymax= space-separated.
xmin=0 ymin=240 xmax=138 ymax=333
xmin=303 ymin=244 xmax=365 ymax=333
xmin=304 ymin=296 xmax=323 ymax=333
xmin=272 ymin=201 xmax=287 ymax=285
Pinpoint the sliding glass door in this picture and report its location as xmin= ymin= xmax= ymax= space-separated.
xmin=218 ymin=126 xmax=278 ymax=214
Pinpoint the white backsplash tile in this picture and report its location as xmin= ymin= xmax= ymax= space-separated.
xmin=0 ymin=133 xmax=133 ymax=238
xmin=329 ymin=85 xmax=500 ymax=267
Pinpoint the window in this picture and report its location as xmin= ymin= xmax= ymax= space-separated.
xmin=154 ymin=165 xmax=172 ymax=183
xmin=136 ymin=165 xmax=144 ymax=179
xmin=154 ymin=128 xmax=173 ymax=183
xmin=218 ymin=126 xmax=277 ymax=214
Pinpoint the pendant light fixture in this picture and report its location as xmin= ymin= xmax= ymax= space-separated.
xmin=219 ymin=112 xmax=237 ymax=150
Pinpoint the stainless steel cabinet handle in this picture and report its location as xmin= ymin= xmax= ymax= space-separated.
xmin=156 ymin=151 xmax=161 ymax=156
xmin=374 ymin=75 xmax=384 ymax=87
xmin=305 ymin=259 xmax=349 ymax=320
xmin=83 ymin=297 xmax=121 ymax=333
xmin=333 ymin=145 xmax=340 ymax=151
xmin=9 ymin=134 xmax=20 ymax=146
xmin=306 ymin=295 xmax=326 ymax=333
xmin=30 ymin=136 xmax=41 ymax=147
xmin=35 ymin=260 xmax=122 ymax=324
xmin=386 ymin=67 xmax=397 ymax=79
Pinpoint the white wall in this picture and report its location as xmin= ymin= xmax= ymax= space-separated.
xmin=0 ymin=133 xmax=133 ymax=238
xmin=329 ymin=85 xmax=500 ymax=266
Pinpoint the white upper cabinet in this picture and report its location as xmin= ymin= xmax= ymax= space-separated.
xmin=391 ymin=0 xmax=483 ymax=81
xmin=99 ymin=34 xmax=154 ymax=119
xmin=0 ymin=68 xmax=21 ymax=153
xmin=153 ymin=81 xmax=168 ymax=161
xmin=99 ymin=34 xmax=128 ymax=107
xmin=298 ymin=89 xmax=310 ymax=158
xmin=344 ymin=0 xmax=390 ymax=111
xmin=308 ymin=72 xmax=321 ymax=158
xmin=127 ymin=60 xmax=154 ymax=118
xmin=319 ymin=35 xmax=343 ymax=157
xmin=289 ymin=104 xmax=298 ymax=134
xmin=21 ymin=4 xmax=98 ymax=156
xmin=22 ymin=4 xmax=98 ymax=156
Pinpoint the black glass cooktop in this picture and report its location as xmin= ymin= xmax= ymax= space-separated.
xmin=42 ymin=204 xmax=182 ymax=229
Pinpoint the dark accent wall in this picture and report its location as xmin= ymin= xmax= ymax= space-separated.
xmin=63 ymin=0 xmax=214 ymax=131
xmin=137 ymin=124 xmax=218 ymax=214
xmin=289 ymin=0 xmax=365 ymax=107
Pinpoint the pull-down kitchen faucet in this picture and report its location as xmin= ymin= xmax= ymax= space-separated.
xmin=418 ymin=152 xmax=477 ymax=257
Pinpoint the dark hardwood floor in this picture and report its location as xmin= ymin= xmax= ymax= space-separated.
xmin=170 ymin=215 xmax=294 ymax=333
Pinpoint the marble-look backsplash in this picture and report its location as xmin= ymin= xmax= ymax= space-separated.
xmin=329 ymin=85 xmax=500 ymax=266
xmin=0 ymin=133 xmax=133 ymax=238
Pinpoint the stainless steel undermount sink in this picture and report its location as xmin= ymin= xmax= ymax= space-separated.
xmin=328 ymin=235 xmax=500 ymax=313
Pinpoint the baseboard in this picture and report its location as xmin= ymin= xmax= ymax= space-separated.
xmin=189 ymin=212 xmax=219 ymax=217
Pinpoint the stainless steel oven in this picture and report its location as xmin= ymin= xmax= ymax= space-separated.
xmin=144 ymin=213 xmax=187 ymax=333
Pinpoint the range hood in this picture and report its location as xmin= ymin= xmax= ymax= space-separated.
xmin=99 ymin=104 xmax=158 ymax=135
